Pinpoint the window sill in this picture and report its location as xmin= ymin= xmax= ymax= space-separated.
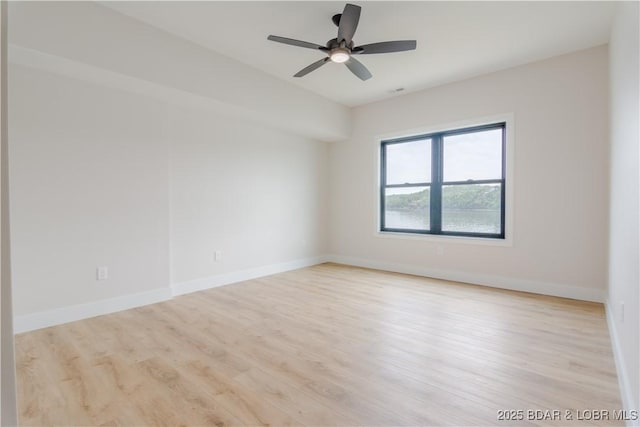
xmin=375 ymin=230 xmax=513 ymax=247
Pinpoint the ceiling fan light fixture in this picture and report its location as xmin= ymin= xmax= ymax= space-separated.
xmin=330 ymin=48 xmax=350 ymax=63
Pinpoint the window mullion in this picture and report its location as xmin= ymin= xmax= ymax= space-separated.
xmin=431 ymin=135 xmax=442 ymax=233
xmin=380 ymin=143 xmax=386 ymax=230
xmin=500 ymin=125 xmax=507 ymax=238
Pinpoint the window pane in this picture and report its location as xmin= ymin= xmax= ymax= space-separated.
xmin=385 ymin=139 xmax=431 ymax=185
xmin=443 ymin=129 xmax=502 ymax=182
xmin=442 ymin=184 xmax=501 ymax=234
xmin=384 ymin=187 xmax=430 ymax=230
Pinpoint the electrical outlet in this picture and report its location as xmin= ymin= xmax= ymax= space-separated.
xmin=620 ymin=302 xmax=625 ymax=322
xmin=97 ymin=266 xmax=108 ymax=281
xmin=214 ymin=251 xmax=222 ymax=262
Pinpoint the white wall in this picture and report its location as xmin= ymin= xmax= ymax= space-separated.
xmin=168 ymin=106 xmax=328 ymax=286
xmin=329 ymin=46 xmax=609 ymax=301
xmin=8 ymin=1 xmax=350 ymax=142
xmin=608 ymin=1 xmax=639 ymax=418
xmin=1 ymin=0 xmax=18 ymax=424
xmin=9 ymin=65 xmax=171 ymax=317
xmin=7 ymin=1 xmax=336 ymax=329
xmin=8 ymin=61 xmax=330 ymax=328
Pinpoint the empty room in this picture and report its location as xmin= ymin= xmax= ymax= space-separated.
xmin=0 ymin=1 xmax=638 ymax=426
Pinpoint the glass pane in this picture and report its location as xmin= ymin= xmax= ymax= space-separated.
xmin=384 ymin=187 xmax=430 ymax=230
xmin=442 ymin=184 xmax=501 ymax=234
xmin=385 ymin=139 xmax=431 ymax=185
xmin=443 ymin=129 xmax=502 ymax=181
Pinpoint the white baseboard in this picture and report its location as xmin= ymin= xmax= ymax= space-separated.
xmin=13 ymin=287 xmax=173 ymax=334
xmin=326 ymin=254 xmax=605 ymax=302
xmin=605 ymin=301 xmax=639 ymax=427
xmin=14 ymin=254 xmax=605 ymax=335
xmin=171 ymin=256 xmax=328 ymax=296
xmin=14 ymin=256 xmax=329 ymax=333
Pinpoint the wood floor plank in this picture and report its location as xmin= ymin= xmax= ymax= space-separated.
xmin=202 ymin=276 xmax=619 ymax=407
xmin=15 ymin=263 xmax=623 ymax=426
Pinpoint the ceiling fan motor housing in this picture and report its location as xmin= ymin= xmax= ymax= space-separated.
xmin=326 ymin=38 xmax=354 ymax=51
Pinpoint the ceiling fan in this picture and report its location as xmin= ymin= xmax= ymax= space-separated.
xmin=267 ymin=3 xmax=417 ymax=81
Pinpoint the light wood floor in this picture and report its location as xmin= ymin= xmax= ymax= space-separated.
xmin=16 ymin=263 xmax=622 ymax=426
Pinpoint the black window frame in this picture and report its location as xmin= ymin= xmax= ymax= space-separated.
xmin=380 ymin=122 xmax=506 ymax=239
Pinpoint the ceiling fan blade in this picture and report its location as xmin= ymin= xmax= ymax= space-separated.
xmin=267 ymin=35 xmax=326 ymax=51
xmin=352 ymin=40 xmax=417 ymax=55
xmin=345 ymin=57 xmax=371 ymax=81
xmin=337 ymin=4 xmax=361 ymax=45
xmin=294 ymin=57 xmax=330 ymax=77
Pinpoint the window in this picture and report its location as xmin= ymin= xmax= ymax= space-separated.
xmin=380 ymin=122 xmax=506 ymax=239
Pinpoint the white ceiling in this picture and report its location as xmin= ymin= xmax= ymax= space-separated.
xmin=102 ymin=1 xmax=616 ymax=107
